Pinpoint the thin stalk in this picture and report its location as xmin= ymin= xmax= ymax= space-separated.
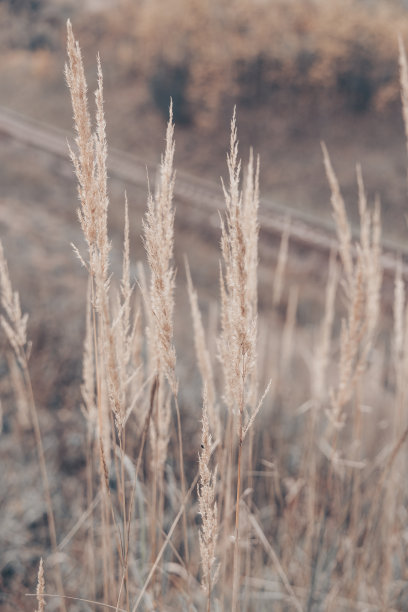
xmin=91 ymin=279 xmax=124 ymax=604
xmin=125 ymin=377 xmax=157 ymax=569
xmin=150 ymin=383 xmax=159 ymax=563
xmin=85 ymin=432 xmax=96 ymax=608
xmin=231 ymin=418 xmax=243 ymax=612
xmin=174 ymin=395 xmax=189 ymax=564
xmin=232 ymin=356 xmax=246 ymax=611
xmin=119 ymin=430 xmax=130 ymax=612
xmin=22 ymin=364 xmax=66 ymax=612
xmin=220 ymin=405 xmax=234 ymax=610
xmin=243 ymin=428 xmax=255 ymax=612
xmin=132 ymin=472 xmax=200 ymax=612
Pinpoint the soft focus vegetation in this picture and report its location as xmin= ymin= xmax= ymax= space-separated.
xmin=1 ymin=0 xmax=408 ymax=124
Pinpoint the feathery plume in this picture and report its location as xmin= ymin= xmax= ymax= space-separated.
xmin=35 ymin=558 xmax=45 ymax=612
xmin=65 ymin=20 xmax=111 ymax=302
xmin=185 ymin=258 xmax=220 ymax=441
xmin=198 ymin=387 xmax=219 ymax=603
xmin=322 ymin=143 xmax=354 ymax=295
xmin=0 ymin=241 xmax=28 ymax=361
xmin=218 ymin=109 xmax=259 ymax=427
xmin=218 ymin=110 xmax=263 ymax=612
xmin=313 ymin=249 xmax=338 ymax=401
xmin=329 ymin=253 xmax=365 ymax=428
xmin=143 ymin=102 xmax=177 ymax=394
xmin=323 ymin=149 xmax=382 ymax=432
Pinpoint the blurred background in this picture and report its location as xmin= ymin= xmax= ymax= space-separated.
xmin=2 ymin=0 xmax=408 ymax=237
xmin=1 ymin=0 xmax=408 ymax=607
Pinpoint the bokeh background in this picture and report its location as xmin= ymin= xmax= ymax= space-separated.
xmin=2 ymin=0 xmax=408 ymax=238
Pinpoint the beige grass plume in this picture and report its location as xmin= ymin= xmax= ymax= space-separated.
xmin=35 ymin=558 xmax=45 ymax=612
xmin=218 ymin=110 xmax=259 ymax=425
xmin=0 ymin=241 xmax=28 ymax=361
xmin=143 ymin=102 xmax=177 ymax=394
xmin=322 ymin=142 xmax=354 ymax=296
xmin=65 ymin=20 xmax=111 ymax=288
xmin=0 ymin=240 xmax=65 ymax=609
xmin=185 ymin=258 xmax=220 ymax=442
xmin=66 ymin=21 xmax=120 ymax=446
xmin=218 ymin=109 xmax=266 ymax=611
xmin=313 ymin=248 xmax=338 ymax=401
xmin=198 ymin=387 xmax=219 ymax=608
xmin=323 ymin=150 xmax=382 ymax=433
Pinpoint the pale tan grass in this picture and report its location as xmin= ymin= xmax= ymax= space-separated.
xmin=218 ymin=109 xmax=262 ymax=611
xmin=143 ymin=102 xmax=177 ymax=393
xmin=322 ymin=145 xmax=389 ymax=601
xmin=0 ymin=240 xmax=66 ymax=611
xmin=322 ymin=142 xmax=354 ymax=294
xmin=356 ymin=171 xmax=382 ymax=353
xmin=185 ymin=258 xmax=220 ymax=442
xmin=81 ymin=279 xmax=96 ymax=432
xmin=329 ymin=251 xmax=365 ymax=431
xmin=35 ymin=558 xmax=45 ymax=612
xmin=120 ymin=194 xmax=133 ymax=369
xmin=399 ymin=35 xmax=408 ymax=191
xmin=66 ymin=20 xmax=114 ymax=445
xmin=8 ymin=352 xmax=31 ymax=429
xmin=218 ymin=110 xmax=259 ymax=431
xmin=0 ymin=241 xmax=28 ymax=360
xmin=65 ymin=21 xmax=111 ymax=291
xmin=198 ymin=387 xmax=219 ymax=610
xmin=323 ymin=150 xmax=382 ymax=437
xmin=393 ymin=258 xmax=404 ymax=370
xmin=312 ymin=248 xmax=338 ymax=401
xmin=381 ymin=257 xmax=408 ymax=603
xmin=66 ymin=22 xmax=134 ymax=607
xmin=141 ymin=105 xmax=189 ymax=579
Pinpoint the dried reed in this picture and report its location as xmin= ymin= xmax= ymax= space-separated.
xmin=35 ymin=558 xmax=45 ymax=612
xmin=198 ymin=387 xmax=219 ymax=611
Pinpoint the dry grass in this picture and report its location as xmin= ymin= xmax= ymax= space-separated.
xmin=2 ymin=18 xmax=408 ymax=612
xmin=35 ymin=559 xmax=45 ymax=612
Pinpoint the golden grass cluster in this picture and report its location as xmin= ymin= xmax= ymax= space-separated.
xmin=2 ymin=20 xmax=408 ymax=612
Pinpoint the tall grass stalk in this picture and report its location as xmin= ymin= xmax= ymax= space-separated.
xmin=142 ymin=102 xmax=190 ymax=586
xmin=198 ymin=387 xmax=219 ymax=611
xmin=218 ymin=110 xmax=260 ymax=610
xmin=0 ymin=243 xmax=66 ymax=612
xmin=66 ymin=20 xmax=132 ymax=607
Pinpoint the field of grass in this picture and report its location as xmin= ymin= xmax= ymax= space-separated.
xmin=2 ymin=6 xmax=408 ymax=612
